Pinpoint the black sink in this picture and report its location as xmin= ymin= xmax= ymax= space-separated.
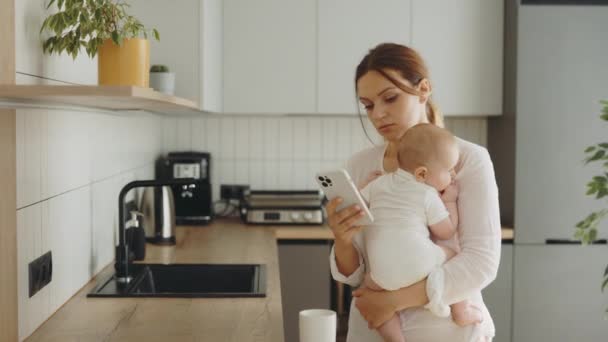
xmin=87 ymin=263 xmax=266 ymax=298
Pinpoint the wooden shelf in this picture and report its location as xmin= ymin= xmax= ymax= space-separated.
xmin=0 ymin=85 xmax=203 ymax=115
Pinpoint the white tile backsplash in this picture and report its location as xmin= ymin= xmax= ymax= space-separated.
xmin=191 ymin=118 xmax=207 ymax=153
xmin=17 ymin=204 xmax=49 ymax=341
xmin=249 ymin=118 xmax=265 ymax=159
xmin=162 ymin=116 xmax=487 ymax=197
xmin=306 ymin=118 xmax=323 ymax=160
xmin=45 ymin=110 xmax=93 ymax=198
xmin=47 ymin=186 xmax=92 ymax=312
xmin=205 ymin=117 xmax=221 ymax=159
xmin=292 ymin=118 xmax=308 ymax=160
xmin=16 ymin=104 xmax=162 ymax=340
xmin=234 ymin=118 xmax=250 ymax=160
xmin=262 ymin=117 xmax=280 ymax=160
xmin=278 ymin=118 xmax=294 ymax=160
xmin=177 ymin=118 xmax=192 ymax=150
xmin=220 ymin=117 xmax=236 ymax=159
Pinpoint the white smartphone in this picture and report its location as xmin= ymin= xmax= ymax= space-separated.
xmin=315 ymin=169 xmax=374 ymax=225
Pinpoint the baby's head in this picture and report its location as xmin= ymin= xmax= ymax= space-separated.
xmin=397 ymin=123 xmax=459 ymax=191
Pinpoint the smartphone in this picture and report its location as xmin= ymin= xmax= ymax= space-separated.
xmin=315 ymin=169 xmax=374 ymax=225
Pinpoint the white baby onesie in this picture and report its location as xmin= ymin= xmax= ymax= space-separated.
xmin=359 ymin=168 xmax=450 ymax=291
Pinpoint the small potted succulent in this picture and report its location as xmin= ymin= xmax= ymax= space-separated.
xmin=40 ymin=0 xmax=160 ymax=88
xmin=149 ymin=64 xmax=175 ymax=95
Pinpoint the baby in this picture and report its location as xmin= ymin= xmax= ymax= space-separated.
xmin=358 ymin=123 xmax=482 ymax=342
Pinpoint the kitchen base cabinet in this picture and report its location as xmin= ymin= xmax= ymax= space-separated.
xmin=513 ymin=244 xmax=608 ymax=342
xmin=482 ymin=244 xmax=513 ymax=342
xmin=278 ymin=240 xmax=332 ymax=342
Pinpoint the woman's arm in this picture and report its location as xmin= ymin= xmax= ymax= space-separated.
xmin=433 ymin=147 xmax=501 ymax=303
xmin=353 ymin=279 xmax=429 ymax=329
xmin=354 ymin=146 xmax=501 ymax=326
xmin=326 ymin=197 xmax=367 ymax=285
xmin=334 ymin=239 xmax=361 ymax=276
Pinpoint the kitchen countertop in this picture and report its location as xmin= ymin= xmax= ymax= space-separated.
xmin=26 ymin=220 xmax=514 ymax=341
xmin=274 ymin=225 xmax=514 ymax=242
xmin=26 ymin=221 xmax=285 ymax=342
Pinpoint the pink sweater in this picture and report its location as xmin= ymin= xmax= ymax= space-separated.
xmin=329 ymin=137 xmax=501 ymax=342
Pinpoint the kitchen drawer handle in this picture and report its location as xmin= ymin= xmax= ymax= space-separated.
xmin=545 ymin=238 xmax=607 ymax=245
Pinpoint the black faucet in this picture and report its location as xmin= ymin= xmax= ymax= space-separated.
xmin=115 ymin=179 xmax=196 ymax=283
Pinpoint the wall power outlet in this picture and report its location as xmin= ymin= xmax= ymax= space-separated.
xmin=29 ymin=251 xmax=52 ymax=298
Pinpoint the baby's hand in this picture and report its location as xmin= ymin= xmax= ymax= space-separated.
xmin=441 ymin=181 xmax=459 ymax=203
xmin=358 ymin=170 xmax=383 ymax=189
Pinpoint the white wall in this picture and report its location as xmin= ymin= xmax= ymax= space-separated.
xmin=14 ymin=2 xmax=164 ymax=338
xmin=161 ymin=115 xmax=488 ymax=201
xmin=128 ymin=0 xmax=202 ymax=103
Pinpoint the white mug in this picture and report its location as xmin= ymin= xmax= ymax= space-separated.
xmin=299 ymin=309 xmax=337 ymax=342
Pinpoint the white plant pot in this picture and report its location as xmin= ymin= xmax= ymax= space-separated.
xmin=150 ymin=72 xmax=176 ymax=95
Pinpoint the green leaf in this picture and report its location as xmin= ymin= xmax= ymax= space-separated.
xmin=601 ymin=113 xmax=608 ymax=121
xmin=589 ymin=228 xmax=598 ymax=242
xmin=602 ymin=276 xmax=608 ymax=292
xmin=153 ymin=28 xmax=160 ymax=41
xmin=586 ymin=146 xmax=597 ymax=153
xmin=47 ymin=0 xmax=56 ymax=9
xmin=111 ymin=31 xmax=119 ymax=45
xmin=586 ymin=150 xmax=606 ymax=164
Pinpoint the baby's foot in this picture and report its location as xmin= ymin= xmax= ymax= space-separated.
xmin=452 ymin=305 xmax=483 ymax=327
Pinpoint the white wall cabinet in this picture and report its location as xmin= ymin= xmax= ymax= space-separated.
xmin=129 ymin=0 xmax=222 ymax=112
xmin=317 ymin=0 xmax=411 ymax=114
xmin=411 ymin=0 xmax=503 ymax=116
xmin=512 ymin=244 xmax=608 ymax=342
xmin=222 ymin=0 xmax=503 ymax=115
xmin=482 ymin=244 xmax=512 ymax=342
xmin=223 ymin=0 xmax=317 ymax=114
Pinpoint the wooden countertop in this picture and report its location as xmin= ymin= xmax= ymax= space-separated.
xmin=26 ymin=222 xmax=284 ymax=342
xmin=274 ymin=225 xmax=514 ymax=241
xmin=27 ymin=220 xmax=514 ymax=341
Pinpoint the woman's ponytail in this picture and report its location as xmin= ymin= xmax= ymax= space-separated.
xmin=426 ymin=98 xmax=444 ymax=128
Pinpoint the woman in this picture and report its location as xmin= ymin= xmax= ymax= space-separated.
xmin=328 ymin=43 xmax=501 ymax=341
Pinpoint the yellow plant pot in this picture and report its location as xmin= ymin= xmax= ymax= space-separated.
xmin=98 ymin=38 xmax=150 ymax=87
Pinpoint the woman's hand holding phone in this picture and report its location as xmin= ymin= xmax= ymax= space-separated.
xmin=325 ymin=197 xmax=365 ymax=244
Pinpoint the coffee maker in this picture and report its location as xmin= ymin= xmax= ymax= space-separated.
xmin=156 ymin=152 xmax=213 ymax=225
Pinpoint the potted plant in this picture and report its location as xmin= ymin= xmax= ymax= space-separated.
xmin=574 ymin=100 xmax=608 ymax=307
xmin=40 ymin=0 xmax=160 ymax=88
xmin=149 ymin=64 xmax=175 ymax=95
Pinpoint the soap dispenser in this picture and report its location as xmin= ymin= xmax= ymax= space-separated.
xmin=126 ymin=211 xmax=146 ymax=261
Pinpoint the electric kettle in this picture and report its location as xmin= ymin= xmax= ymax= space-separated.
xmin=140 ymin=185 xmax=177 ymax=245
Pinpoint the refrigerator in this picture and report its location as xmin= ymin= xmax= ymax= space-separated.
xmin=513 ymin=3 xmax=608 ymax=341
